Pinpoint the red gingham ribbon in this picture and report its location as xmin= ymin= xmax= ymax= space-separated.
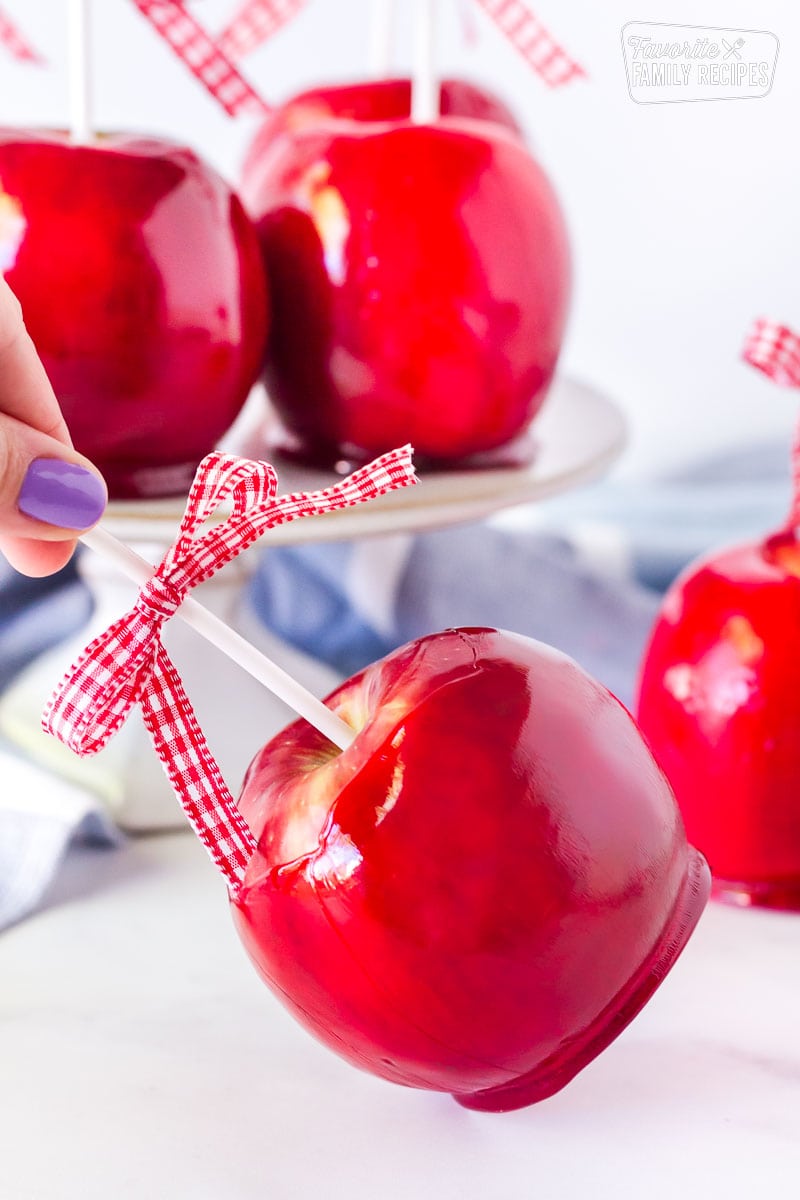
xmin=44 ymin=447 xmax=417 ymax=892
xmin=131 ymin=0 xmax=270 ymax=117
xmin=217 ymin=0 xmax=307 ymax=61
xmin=743 ymin=317 xmax=800 ymax=529
xmin=210 ymin=0 xmax=583 ymax=88
xmin=743 ymin=318 xmax=800 ymax=389
xmin=0 ymin=7 xmax=43 ymax=63
xmin=475 ymin=0 xmax=583 ymax=86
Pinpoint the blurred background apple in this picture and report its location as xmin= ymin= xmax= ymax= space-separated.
xmin=245 ymin=117 xmax=569 ymax=465
xmin=0 ymin=130 xmax=268 ymax=497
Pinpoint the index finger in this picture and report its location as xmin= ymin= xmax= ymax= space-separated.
xmin=0 ymin=277 xmax=72 ymax=447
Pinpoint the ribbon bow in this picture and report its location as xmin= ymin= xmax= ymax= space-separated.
xmin=743 ymin=318 xmax=800 ymax=389
xmin=44 ymin=446 xmax=416 ymax=892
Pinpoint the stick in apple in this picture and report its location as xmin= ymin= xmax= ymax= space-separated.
xmin=68 ymin=0 xmax=93 ymax=143
xmin=411 ymin=0 xmax=439 ymax=124
xmin=80 ymin=525 xmax=357 ymax=751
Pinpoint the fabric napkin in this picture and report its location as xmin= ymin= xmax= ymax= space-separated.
xmin=0 ymin=747 xmax=121 ymax=930
xmin=0 ymin=439 xmax=791 ymax=932
xmin=0 ymin=555 xmax=120 ymax=930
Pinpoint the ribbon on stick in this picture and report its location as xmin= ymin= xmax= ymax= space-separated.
xmin=130 ymin=0 xmax=270 ymax=116
xmin=44 ymin=447 xmax=417 ymax=892
xmin=0 ymin=7 xmax=44 ymax=63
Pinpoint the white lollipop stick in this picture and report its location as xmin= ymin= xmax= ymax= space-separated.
xmin=411 ymin=0 xmax=438 ymax=124
xmin=80 ymin=525 xmax=357 ymax=752
xmin=68 ymin=0 xmax=93 ymax=143
xmin=368 ymin=0 xmax=395 ymax=79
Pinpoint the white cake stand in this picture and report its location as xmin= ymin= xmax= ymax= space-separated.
xmin=0 ymin=377 xmax=626 ymax=830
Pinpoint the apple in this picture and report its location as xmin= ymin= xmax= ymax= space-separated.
xmin=242 ymin=77 xmax=523 ymax=202
xmin=232 ymin=627 xmax=709 ymax=1110
xmin=245 ymin=118 xmax=570 ymax=466
xmin=637 ymin=529 xmax=800 ymax=910
xmin=0 ymin=131 xmax=268 ymax=498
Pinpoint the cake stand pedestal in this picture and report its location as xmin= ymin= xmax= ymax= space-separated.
xmin=0 ymin=377 xmax=626 ymax=830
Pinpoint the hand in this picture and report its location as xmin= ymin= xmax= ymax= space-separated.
xmin=0 ymin=278 xmax=106 ymax=577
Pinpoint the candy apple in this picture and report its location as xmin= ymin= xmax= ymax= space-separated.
xmin=242 ymin=76 xmax=523 ymax=200
xmin=245 ymin=119 xmax=570 ymax=466
xmin=0 ymin=131 xmax=268 ymax=498
xmin=637 ymin=526 xmax=800 ymax=910
xmin=232 ymin=628 xmax=709 ymax=1110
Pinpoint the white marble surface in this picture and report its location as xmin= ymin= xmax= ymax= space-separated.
xmin=2 ymin=831 xmax=800 ymax=1200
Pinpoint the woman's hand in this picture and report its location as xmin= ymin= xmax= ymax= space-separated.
xmin=0 ymin=278 xmax=106 ymax=577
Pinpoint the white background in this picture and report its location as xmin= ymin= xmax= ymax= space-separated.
xmin=1 ymin=0 xmax=797 ymax=479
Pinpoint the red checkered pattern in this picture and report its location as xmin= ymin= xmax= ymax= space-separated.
xmin=131 ymin=0 xmax=270 ymax=117
xmin=0 ymin=7 xmax=43 ymax=63
xmin=743 ymin=318 xmax=800 ymax=389
xmin=44 ymin=446 xmax=417 ymax=892
xmin=475 ymin=0 xmax=584 ymax=86
xmin=217 ymin=0 xmax=307 ymax=61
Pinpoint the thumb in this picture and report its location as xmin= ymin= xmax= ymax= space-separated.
xmin=0 ymin=409 xmax=107 ymax=577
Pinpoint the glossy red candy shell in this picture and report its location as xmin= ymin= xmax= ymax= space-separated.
xmin=0 ymin=132 xmax=268 ymax=498
xmin=233 ymin=629 xmax=709 ymax=1109
xmin=637 ymin=534 xmax=800 ymax=909
xmin=246 ymin=121 xmax=570 ymax=464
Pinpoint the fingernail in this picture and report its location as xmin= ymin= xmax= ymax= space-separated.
xmin=18 ymin=459 xmax=107 ymax=531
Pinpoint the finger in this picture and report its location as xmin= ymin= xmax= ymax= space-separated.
xmin=0 ymin=277 xmax=72 ymax=445
xmin=0 ymin=533 xmax=77 ymax=578
xmin=0 ymin=409 xmax=107 ymax=577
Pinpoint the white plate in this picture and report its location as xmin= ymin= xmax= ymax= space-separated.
xmin=102 ymin=377 xmax=626 ymax=546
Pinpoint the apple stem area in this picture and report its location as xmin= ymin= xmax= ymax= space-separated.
xmin=411 ymin=0 xmax=439 ymax=124
xmin=68 ymin=0 xmax=93 ymax=143
xmin=80 ymin=527 xmax=357 ymax=752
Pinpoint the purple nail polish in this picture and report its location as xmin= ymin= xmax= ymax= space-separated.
xmin=18 ymin=459 xmax=107 ymax=531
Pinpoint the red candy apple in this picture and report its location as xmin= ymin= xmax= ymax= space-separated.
xmin=244 ymin=117 xmax=570 ymax=466
xmin=242 ymin=76 xmax=523 ymax=200
xmin=233 ymin=627 xmax=709 ymax=1110
xmin=637 ymin=521 xmax=800 ymax=910
xmin=0 ymin=131 xmax=268 ymax=498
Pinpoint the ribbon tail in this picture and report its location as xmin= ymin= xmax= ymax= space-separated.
xmin=43 ymin=614 xmax=160 ymax=757
xmin=253 ymin=444 xmax=419 ymax=535
xmin=0 ymin=8 xmax=44 ymax=63
xmin=475 ymin=0 xmax=584 ymax=86
xmin=131 ymin=0 xmax=270 ymax=117
xmin=139 ymin=643 xmax=257 ymax=892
